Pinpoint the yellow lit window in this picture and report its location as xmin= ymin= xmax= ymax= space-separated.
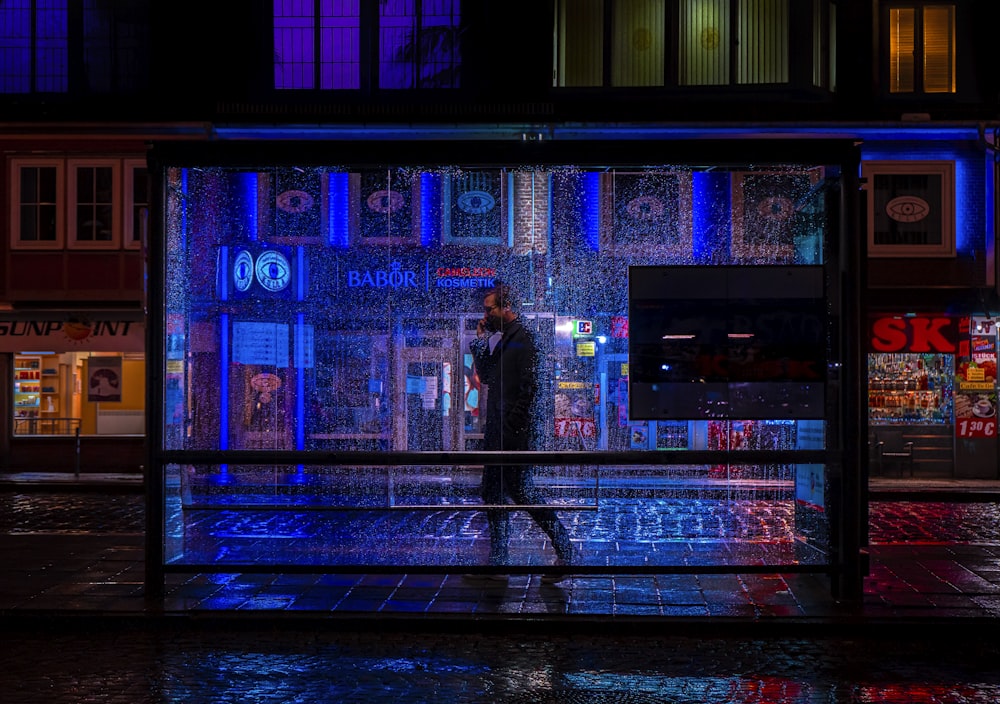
xmin=922 ymin=5 xmax=955 ymax=93
xmin=889 ymin=5 xmax=954 ymax=94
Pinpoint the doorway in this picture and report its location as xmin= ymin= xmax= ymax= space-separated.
xmin=396 ymin=346 xmax=460 ymax=451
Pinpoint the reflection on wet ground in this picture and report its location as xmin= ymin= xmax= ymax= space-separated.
xmin=4 ymin=491 xmax=1000 ymax=701
xmin=9 ymin=491 xmax=1000 ymax=544
xmin=3 ymin=624 xmax=1000 ymax=704
xmin=0 ymin=493 xmax=143 ymax=533
xmin=169 ymin=497 xmax=816 ymax=568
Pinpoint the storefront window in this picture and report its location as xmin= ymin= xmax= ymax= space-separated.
xmin=11 ymin=351 xmax=145 ymax=437
xmin=867 ymin=313 xmax=999 ymax=477
xmin=157 ymin=159 xmax=841 ymax=575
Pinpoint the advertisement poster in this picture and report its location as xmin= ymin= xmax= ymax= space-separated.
xmin=88 ymin=356 xmax=122 ymax=403
xmin=630 ymin=425 xmax=649 ymax=449
xmin=955 ymin=333 xmax=997 ymax=438
xmin=555 ymin=381 xmax=596 ymax=440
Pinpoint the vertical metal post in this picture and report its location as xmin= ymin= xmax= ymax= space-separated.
xmin=74 ymin=424 xmax=81 ymax=478
xmin=145 ymin=150 xmax=166 ymax=600
xmin=836 ymin=144 xmax=867 ymax=603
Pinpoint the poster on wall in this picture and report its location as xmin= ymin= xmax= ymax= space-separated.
xmin=445 ymin=169 xmax=505 ymax=243
xmin=868 ymin=165 xmax=952 ymax=254
xmin=357 ymin=169 xmax=415 ymax=244
xmin=734 ymin=171 xmax=815 ymax=262
xmin=88 ymin=357 xmax=122 ymax=403
xmin=604 ymin=171 xmax=686 ymax=255
xmin=554 ymin=381 xmax=596 ymax=441
xmin=955 ymin=331 xmax=997 ymax=439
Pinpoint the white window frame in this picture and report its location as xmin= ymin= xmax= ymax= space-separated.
xmin=67 ymin=158 xmax=121 ymax=249
xmin=123 ymin=159 xmax=148 ymax=251
xmin=9 ymin=157 xmax=65 ymax=250
xmin=863 ymin=160 xmax=956 ymax=258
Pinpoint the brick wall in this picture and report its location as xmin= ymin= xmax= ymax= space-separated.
xmin=511 ymin=171 xmax=549 ymax=255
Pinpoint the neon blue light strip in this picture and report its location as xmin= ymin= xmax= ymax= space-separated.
xmin=581 ymin=172 xmax=599 ymax=251
xmin=987 ymin=152 xmax=996 ymax=280
xmin=180 ymin=169 xmax=189 ymax=249
xmin=219 ymin=313 xmax=229 ymax=452
xmin=211 ymin=124 xmax=984 ymax=142
xmin=420 ymin=172 xmax=438 ymax=246
xmin=956 ymin=158 xmax=969 ymax=252
xmin=237 ymin=172 xmax=258 ymax=241
xmin=218 ymin=246 xmax=229 ymax=301
xmin=296 ymin=312 xmax=305 ymax=451
xmin=328 ymin=172 xmax=350 ymax=247
xmin=692 ymin=172 xmax=710 ymax=261
xmin=296 ymin=247 xmax=305 ymax=301
xmin=692 ymin=172 xmax=730 ymax=262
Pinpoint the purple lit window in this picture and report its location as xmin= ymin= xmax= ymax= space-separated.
xmin=273 ymin=0 xmax=460 ymax=90
xmin=380 ymin=0 xmax=460 ymax=89
xmin=274 ymin=0 xmax=361 ymax=90
xmin=0 ymin=0 xmax=68 ymax=93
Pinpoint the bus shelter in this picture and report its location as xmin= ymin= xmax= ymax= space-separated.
xmin=146 ymin=138 xmax=864 ymax=603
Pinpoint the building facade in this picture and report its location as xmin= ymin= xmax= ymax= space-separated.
xmin=2 ymin=1 xmax=999 ymax=597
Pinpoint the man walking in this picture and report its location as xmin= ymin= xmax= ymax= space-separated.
xmin=467 ymin=283 xmax=575 ymax=583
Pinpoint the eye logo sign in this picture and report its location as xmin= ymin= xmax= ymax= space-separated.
xmin=276 ymin=189 xmax=314 ymax=213
xmin=756 ymin=196 xmax=795 ymax=222
xmin=885 ymin=195 xmax=930 ymax=223
xmin=457 ymin=190 xmax=495 ymax=215
xmin=232 ymin=250 xmax=291 ymax=293
xmin=366 ymin=189 xmax=405 ymax=214
xmin=626 ymin=195 xmax=665 ymax=221
xmin=233 ymin=250 xmax=254 ymax=292
xmin=255 ymin=251 xmax=291 ymax=292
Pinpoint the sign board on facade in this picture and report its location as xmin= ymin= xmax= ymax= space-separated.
xmin=869 ymin=315 xmax=959 ymax=353
xmin=0 ymin=319 xmax=145 ymax=352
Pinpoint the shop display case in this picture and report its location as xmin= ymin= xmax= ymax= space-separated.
xmin=868 ymin=353 xmax=954 ymax=424
xmin=12 ymin=355 xmax=68 ymax=435
xmin=13 ymin=356 xmax=42 ymax=433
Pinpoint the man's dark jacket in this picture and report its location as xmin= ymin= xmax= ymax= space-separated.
xmin=470 ymin=317 xmax=539 ymax=452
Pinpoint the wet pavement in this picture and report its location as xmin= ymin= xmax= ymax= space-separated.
xmin=3 ymin=620 xmax=1000 ymax=703
xmin=3 ymin=475 xmax=1000 ymax=702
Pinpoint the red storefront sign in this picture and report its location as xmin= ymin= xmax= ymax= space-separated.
xmin=869 ymin=315 xmax=959 ymax=353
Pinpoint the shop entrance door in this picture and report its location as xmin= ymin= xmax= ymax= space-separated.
xmin=396 ymin=347 xmax=460 ymax=451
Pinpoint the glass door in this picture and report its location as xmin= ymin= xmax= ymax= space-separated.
xmin=397 ymin=347 xmax=459 ymax=451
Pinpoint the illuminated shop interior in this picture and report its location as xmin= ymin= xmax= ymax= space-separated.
xmin=12 ymin=352 xmax=145 ymax=438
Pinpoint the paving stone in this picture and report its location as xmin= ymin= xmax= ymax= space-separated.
xmin=4 ymin=483 xmax=1000 ymax=700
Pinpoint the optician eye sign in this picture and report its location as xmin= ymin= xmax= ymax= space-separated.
xmin=233 ymin=250 xmax=254 ymax=292
xmin=255 ymin=251 xmax=292 ymax=292
xmin=230 ymin=249 xmax=292 ymax=294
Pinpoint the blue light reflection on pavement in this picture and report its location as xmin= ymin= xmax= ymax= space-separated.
xmin=144 ymin=632 xmax=1000 ymax=703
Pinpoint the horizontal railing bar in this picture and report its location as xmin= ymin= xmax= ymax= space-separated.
xmin=160 ymin=449 xmax=834 ymax=466
xmin=162 ymin=562 xmax=836 ymax=576
xmin=180 ymin=502 xmax=600 ymax=512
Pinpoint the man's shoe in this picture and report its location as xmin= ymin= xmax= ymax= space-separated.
xmin=541 ymin=550 xmax=577 ymax=584
xmin=462 ymin=573 xmax=510 ymax=583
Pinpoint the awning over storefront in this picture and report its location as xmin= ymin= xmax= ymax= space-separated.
xmin=0 ymin=316 xmax=145 ymax=353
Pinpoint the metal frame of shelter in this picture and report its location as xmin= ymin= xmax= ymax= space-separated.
xmin=144 ymin=137 xmax=865 ymax=604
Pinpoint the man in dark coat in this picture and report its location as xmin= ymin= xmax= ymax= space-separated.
xmin=468 ymin=283 xmax=574 ymax=582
